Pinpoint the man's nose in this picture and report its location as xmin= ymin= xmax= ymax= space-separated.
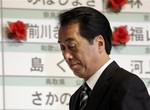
xmin=63 ymin=50 xmax=73 ymax=61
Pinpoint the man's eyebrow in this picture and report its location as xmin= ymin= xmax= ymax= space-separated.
xmin=58 ymin=37 xmax=76 ymax=43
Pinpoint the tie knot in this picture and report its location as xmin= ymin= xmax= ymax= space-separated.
xmin=82 ymin=83 xmax=91 ymax=94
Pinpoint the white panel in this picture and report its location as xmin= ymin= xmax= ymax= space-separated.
xmin=3 ymin=0 xmax=102 ymax=11
xmin=110 ymin=55 xmax=150 ymax=78
xmin=111 ymin=22 xmax=150 ymax=45
xmin=4 ymin=52 xmax=74 ymax=77
xmin=0 ymin=86 xmax=3 ymax=109
xmin=5 ymin=86 xmax=76 ymax=110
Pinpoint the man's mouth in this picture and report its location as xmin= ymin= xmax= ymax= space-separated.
xmin=69 ymin=63 xmax=78 ymax=69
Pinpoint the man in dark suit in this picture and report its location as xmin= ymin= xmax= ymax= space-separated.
xmin=58 ymin=6 xmax=150 ymax=110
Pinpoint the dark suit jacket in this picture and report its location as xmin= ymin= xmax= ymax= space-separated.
xmin=69 ymin=61 xmax=150 ymax=110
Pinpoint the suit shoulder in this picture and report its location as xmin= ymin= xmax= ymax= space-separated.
xmin=114 ymin=67 xmax=140 ymax=80
xmin=112 ymin=68 xmax=147 ymax=91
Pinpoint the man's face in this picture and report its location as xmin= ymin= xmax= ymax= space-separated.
xmin=58 ymin=23 xmax=100 ymax=80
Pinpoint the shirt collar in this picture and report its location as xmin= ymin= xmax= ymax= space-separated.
xmin=86 ymin=59 xmax=113 ymax=90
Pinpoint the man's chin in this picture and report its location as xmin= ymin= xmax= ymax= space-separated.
xmin=73 ymin=71 xmax=84 ymax=78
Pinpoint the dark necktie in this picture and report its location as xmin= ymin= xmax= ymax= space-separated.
xmin=79 ymin=83 xmax=90 ymax=110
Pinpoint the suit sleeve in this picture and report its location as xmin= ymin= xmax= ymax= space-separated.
xmin=111 ymin=74 xmax=150 ymax=110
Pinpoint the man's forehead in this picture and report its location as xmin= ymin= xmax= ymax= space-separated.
xmin=58 ymin=37 xmax=76 ymax=44
xmin=58 ymin=23 xmax=80 ymax=44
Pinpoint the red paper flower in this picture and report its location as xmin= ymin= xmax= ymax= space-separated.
xmin=112 ymin=26 xmax=130 ymax=45
xmin=107 ymin=0 xmax=127 ymax=12
xmin=7 ymin=20 xmax=28 ymax=41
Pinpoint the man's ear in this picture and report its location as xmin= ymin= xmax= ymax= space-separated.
xmin=94 ymin=35 xmax=105 ymax=53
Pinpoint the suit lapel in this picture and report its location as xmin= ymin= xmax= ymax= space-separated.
xmin=85 ymin=61 xmax=120 ymax=110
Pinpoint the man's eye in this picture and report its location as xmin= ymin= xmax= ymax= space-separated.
xmin=69 ymin=45 xmax=75 ymax=48
xmin=68 ymin=45 xmax=76 ymax=50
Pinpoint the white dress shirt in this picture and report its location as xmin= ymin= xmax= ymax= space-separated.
xmin=86 ymin=59 xmax=113 ymax=90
